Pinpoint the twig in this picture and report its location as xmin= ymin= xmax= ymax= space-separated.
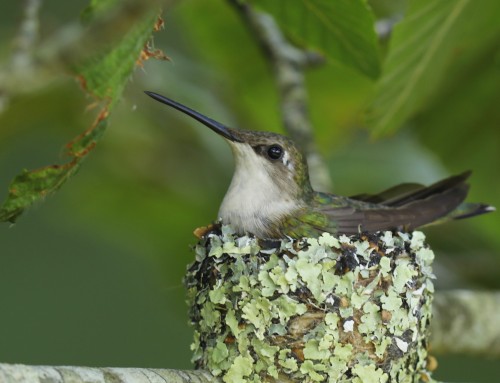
xmin=228 ymin=1 xmax=332 ymax=192
xmin=430 ymin=290 xmax=500 ymax=357
xmin=0 ymin=0 xmax=42 ymax=113
xmin=11 ymin=0 xmax=43 ymax=73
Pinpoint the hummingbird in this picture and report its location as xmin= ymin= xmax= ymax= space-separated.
xmin=145 ymin=91 xmax=494 ymax=239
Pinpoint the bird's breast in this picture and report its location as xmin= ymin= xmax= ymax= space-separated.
xmin=218 ymin=181 xmax=301 ymax=238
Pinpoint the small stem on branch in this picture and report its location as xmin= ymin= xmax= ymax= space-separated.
xmin=12 ymin=0 xmax=43 ymax=74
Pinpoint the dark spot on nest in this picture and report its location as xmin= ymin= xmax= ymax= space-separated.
xmin=404 ymin=241 xmax=412 ymax=254
xmin=391 ymin=247 xmax=403 ymax=258
xmin=362 ymin=232 xmax=380 ymax=243
xmin=295 ymin=286 xmax=311 ymax=301
xmin=257 ymin=253 xmax=272 ymax=264
xmin=294 ymin=239 xmax=309 ymax=252
xmin=401 ymin=329 xmax=414 ymax=343
xmin=258 ymin=238 xmax=282 ymax=250
xmin=344 ymin=368 xmax=353 ymax=378
xmin=325 ymin=294 xmax=340 ymax=310
xmin=336 ymin=245 xmax=359 ymax=274
xmin=387 ymin=341 xmax=404 ymax=359
xmin=401 ymin=296 xmax=410 ymax=311
xmin=368 ymin=252 xmax=382 ymax=267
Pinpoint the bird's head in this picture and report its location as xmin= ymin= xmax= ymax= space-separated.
xmin=144 ymin=92 xmax=313 ymax=202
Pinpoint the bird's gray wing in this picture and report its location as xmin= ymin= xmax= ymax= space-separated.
xmin=315 ymin=181 xmax=469 ymax=234
xmin=349 ymin=171 xmax=472 ymax=207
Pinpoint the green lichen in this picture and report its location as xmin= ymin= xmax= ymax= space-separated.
xmin=300 ymin=360 xmax=326 ymax=382
xmin=223 ymin=355 xmax=253 ymax=383
xmin=352 ymin=364 xmax=388 ymax=383
xmin=304 ymin=339 xmax=331 ymax=360
xmin=184 ymin=225 xmax=436 ymax=382
xmin=279 ymin=353 xmax=299 ymax=372
xmin=296 ymin=257 xmax=324 ymax=301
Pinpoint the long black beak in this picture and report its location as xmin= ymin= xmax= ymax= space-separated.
xmin=144 ymin=91 xmax=242 ymax=142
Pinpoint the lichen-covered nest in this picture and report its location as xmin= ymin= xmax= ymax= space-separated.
xmin=185 ymin=225 xmax=436 ymax=383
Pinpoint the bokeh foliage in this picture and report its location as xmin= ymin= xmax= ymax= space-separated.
xmin=0 ymin=0 xmax=161 ymax=222
xmin=0 ymin=0 xmax=499 ymax=381
xmin=251 ymin=0 xmax=381 ymax=78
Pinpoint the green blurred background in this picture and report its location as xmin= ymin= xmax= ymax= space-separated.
xmin=0 ymin=0 xmax=499 ymax=381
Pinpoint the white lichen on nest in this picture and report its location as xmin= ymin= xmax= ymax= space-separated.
xmin=185 ymin=225 xmax=437 ymax=383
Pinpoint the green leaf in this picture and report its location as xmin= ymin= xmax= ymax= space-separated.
xmin=74 ymin=8 xmax=160 ymax=105
xmin=249 ymin=0 xmax=381 ymax=79
xmin=0 ymin=2 xmax=161 ymax=223
xmin=0 ymin=165 xmax=79 ymax=223
xmin=366 ymin=0 xmax=500 ymax=136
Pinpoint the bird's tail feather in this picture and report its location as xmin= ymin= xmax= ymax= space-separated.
xmin=444 ymin=202 xmax=495 ymax=220
xmin=347 ymin=171 xmax=494 ymax=232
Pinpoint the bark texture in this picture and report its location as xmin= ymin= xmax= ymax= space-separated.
xmin=430 ymin=290 xmax=500 ymax=357
xmin=0 ymin=364 xmax=215 ymax=383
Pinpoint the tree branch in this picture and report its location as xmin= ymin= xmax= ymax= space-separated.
xmin=0 ymin=364 xmax=217 ymax=383
xmin=228 ymin=1 xmax=332 ymax=192
xmin=430 ymin=290 xmax=500 ymax=357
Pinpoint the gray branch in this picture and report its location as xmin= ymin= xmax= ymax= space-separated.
xmin=228 ymin=1 xmax=332 ymax=192
xmin=430 ymin=290 xmax=500 ymax=357
xmin=0 ymin=364 xmax=217 ymax=383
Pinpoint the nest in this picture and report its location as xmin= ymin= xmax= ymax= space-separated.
xmin=185 ymin=225 xmax=435 ymax=383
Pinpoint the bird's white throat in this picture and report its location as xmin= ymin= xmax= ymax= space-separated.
xmin=218 ymin=143 xmax=300 ymax=237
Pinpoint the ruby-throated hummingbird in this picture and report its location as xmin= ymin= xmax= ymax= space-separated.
xmin=145 ymin=91 xmax=494 ymax=239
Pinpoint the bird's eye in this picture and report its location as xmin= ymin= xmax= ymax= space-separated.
xmin=267 ymin=145 xmax=283 ymax=160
